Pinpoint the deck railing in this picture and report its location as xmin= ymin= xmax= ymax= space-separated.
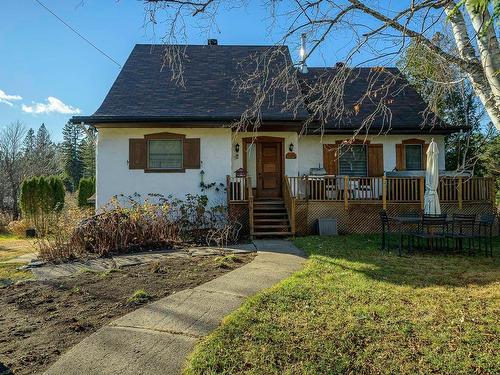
xmin=286 ymin=175 xmax=495 ymax=208
xmin=282 ymin=175 xmax=296 ymax=236
xmin=227 ymin=175 xmax=495 ymax=208
xmin=226 ymin=176 xmax=248 ymax=202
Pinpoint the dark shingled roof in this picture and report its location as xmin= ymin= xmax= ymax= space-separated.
xmin=298 ymin=67 xmax=454 ymax=134
xmin=72 ymin=43 xmax=462 ymax=134
xmin=73 ymin=44 xmax=308 ymax=123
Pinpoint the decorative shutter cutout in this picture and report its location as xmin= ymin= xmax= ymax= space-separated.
xmin=368 ymin=144 xmax=384 ymax=176
xmin=396 ymin=144 xmax=405 ymax=171
xmin=129 ymin=139 xmax=146 ymax=169
xmin=323 ymin=144 xmax=338 ymax=175
xmin=183 ymin=138 xmax=201 ymax=169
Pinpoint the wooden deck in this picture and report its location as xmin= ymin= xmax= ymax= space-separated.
xmin=227 ymin=175 xmax=497 ymax=236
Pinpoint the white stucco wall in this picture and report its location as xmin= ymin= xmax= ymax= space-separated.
xmin=98 ymin=128 xmax=446 ymax=208
xmin=96 ymin=127 xmax=232 ymax=208
xmin=297 ymin=134 xmax=446 ymax=176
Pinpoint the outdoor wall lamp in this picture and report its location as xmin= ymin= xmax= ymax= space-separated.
xmin=235 ymin=143 xmax=240 ymax=153
xmin=289 ymin=143 xmax=294 ymax=152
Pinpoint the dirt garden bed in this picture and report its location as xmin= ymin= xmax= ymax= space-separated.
xmin=0 ymin=252 xmax=254 ymax=375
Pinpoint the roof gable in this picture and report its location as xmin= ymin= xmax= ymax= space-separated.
xmin=91 ymin=44 xmax=308 ymax=122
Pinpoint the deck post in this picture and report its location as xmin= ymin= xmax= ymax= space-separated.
xmin=247 ymin=176 xmax=254 ymax=239
xmin=305 ymin=175 xmax=309 ymax=201
xmin=458 ymin=176 xmax=463 ymax=209
xmin=382 ymin=175 xmax=387 ymax=210
xmin=491 ymin=177 xmax=496 ymax=205
xmin=226 ymin=175 xmax=231 ymax=205
xmin=344 ymin=175 xmax=349 ymax=211
xmin=419 ymin=176 xmax=425 ymax=210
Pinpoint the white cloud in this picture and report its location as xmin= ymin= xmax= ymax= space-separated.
xmin=22 ymin=96 xmax=81 ymax=115
xmin=0 ymin=89 xmax=22 ymax=106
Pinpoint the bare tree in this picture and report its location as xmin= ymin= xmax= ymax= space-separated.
xmin=142 ymin=0 xmax=500 ymax=132
xmin=0 ymin=121 xmax=27 ymax=219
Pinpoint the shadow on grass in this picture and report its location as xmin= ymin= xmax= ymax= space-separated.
xmin=294 ymin=234 xmax=500 ymax=288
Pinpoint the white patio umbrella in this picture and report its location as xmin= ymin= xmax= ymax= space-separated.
xmin=424 ymin=139 xmax=441 ymax=214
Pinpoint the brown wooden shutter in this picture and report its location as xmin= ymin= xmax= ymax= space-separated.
xmin=395 ymin=144 xmax=405 ymax=171
xmin=183 ymin=138 xmax=200 ymax=169
xmin=422 ymin=143 xmax=429 ymax=169
xmin=368 ymin=144 xmax=384 ymax=176
xmin=323 ymin=144 xmax=338 ymax=174
xmin=129 ymin=139 xmax=146 ymax=169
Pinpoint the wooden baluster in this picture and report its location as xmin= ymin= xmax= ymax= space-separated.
xmin=419 ymin=176 xmax=425 ymax=210
xmin=226 ymin=175 xmax=231 ymax=204
xmin=458 ymin=176 xmax=463 ymax=208
xmin=344 ymin=175 xmax=349 ymax=210
xmin=382 ymin=176 xmax=387 ymax=209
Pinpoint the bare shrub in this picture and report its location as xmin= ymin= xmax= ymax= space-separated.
xmin=37 ymin=193 xmax=242 ymax=262
xmin=36 ymin=194 xmax=91 ymax=261
xmin=7 ymin=219 xmax=29 ymax=237
xmin=206 ymin=209 xmax=242 ymax=248
xmin=0 ymin=211 xmax=12 ymax=233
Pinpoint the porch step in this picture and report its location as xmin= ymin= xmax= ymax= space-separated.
xmin=254 ymin=218 xmax=289 ymax=223
xmin=251 ymin=199 xmax=292 ymax=238
xmin=253 ymin=212 xmax=288 ymax=217
xmin=254 ymin=225 xmax=290 ymax=229
xmin=251 ymin=231 xmax=292 ymax=236
xmin=254 ymin=200 xmax=285 ymax=205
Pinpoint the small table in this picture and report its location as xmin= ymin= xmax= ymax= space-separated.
xmin=389 ymin=216 xmax=421 ymax=256
xmin=389 ymin=215 xmax=454 ymax=256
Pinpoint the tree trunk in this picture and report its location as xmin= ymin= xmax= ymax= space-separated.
xmin=465 ymin=3 xmax=500 ymax=110
xmin=445 ymin=2 xmax=500 ymax=130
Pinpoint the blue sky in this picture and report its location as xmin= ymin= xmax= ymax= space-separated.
xmin=0 ymin=1 xmax=406 ymax=141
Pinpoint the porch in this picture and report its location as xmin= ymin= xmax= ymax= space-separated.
xmin=227 ymin=175 xmax=497 ymax=236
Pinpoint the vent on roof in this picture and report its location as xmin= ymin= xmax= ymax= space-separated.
xmin=208 ymin=39 xmax=218 ymax=45
xmin=298 ymin=33 xmax=308 ymax=74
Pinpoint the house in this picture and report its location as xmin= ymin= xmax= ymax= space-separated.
xmin=71 ymin=42 xmax=496 ymax=236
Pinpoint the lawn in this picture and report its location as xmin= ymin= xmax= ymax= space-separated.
xmin=186 ymin=235 xmax=500 ymax=375
xmin=0 ymin=234 xmax=35 ymax=282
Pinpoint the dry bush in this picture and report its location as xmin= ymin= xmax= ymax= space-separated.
xmin=7 ymin=219 xmax=29 ymax=237
xmin=37 ymin=194 xmax=242 ymax=262
xmin=0 ymin=211 xmax=12 ymax=233
xmin=36 ymin=194 xmax=93 ymax=261
xmin=206 ymin=209 xmax=242 ymax=248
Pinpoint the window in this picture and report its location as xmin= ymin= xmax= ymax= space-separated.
xmin=148 ymin=139 xmax=183 ymax=169
xmin=339 ymin=145 xmax=367 ymax=176
xmin=405 ymin=144 xmax=422 ymax=170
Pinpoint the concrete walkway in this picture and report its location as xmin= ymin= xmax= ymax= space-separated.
xmin=45 ymin=240 xmax=306 ymax=375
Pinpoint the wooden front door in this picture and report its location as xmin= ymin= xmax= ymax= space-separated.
xmin=256 ymin=141 xmax=282 ymax=198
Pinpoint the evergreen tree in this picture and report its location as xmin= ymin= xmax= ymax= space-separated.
xmin=23 ymin=128 xmax=36 ymax=156
xmin=35 ymin=124 xmax=52 ymax=151
xmin=61 ymin=122 xmax=83 ymax=190
xmin=79 ymin=129 xmax=96 ymax=179
xmin=35 ymin=123 xmax=59 ymax=175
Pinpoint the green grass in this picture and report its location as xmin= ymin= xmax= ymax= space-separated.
xmin=0 ymin=234 xmax=35 ymax=282
xmin=0 ymin=262 xmax=32 ymax=282
xmin=185 ymin=235 xmax=500 ymax=375
xmin=126 ymin=289 xmax=153 ymax=305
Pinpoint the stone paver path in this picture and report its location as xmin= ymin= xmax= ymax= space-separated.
xmin=31 ymin=246 xmax=252 ymax=280
xmin=45 ymin=240 xmax=305 ymax=375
